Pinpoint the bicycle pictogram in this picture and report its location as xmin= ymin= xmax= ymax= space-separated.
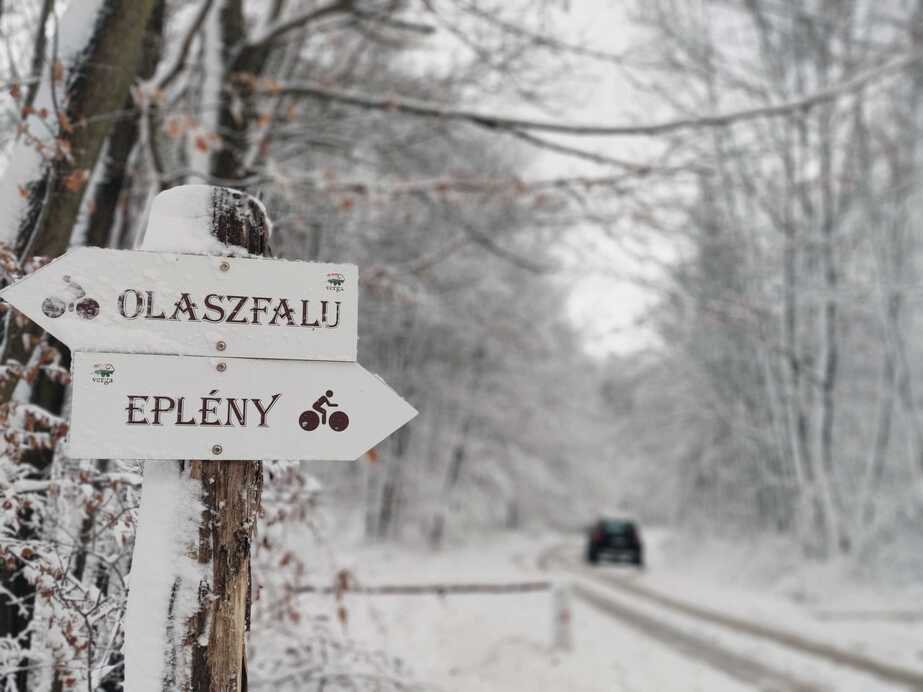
xmin=41 ymin=275 xmax=99 ymax=320
xmin=299 ymin=389 xmax=350 ymax=432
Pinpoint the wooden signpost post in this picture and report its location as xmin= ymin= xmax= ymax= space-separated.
xmin=0 ymin=185 xmax=417 ymax=691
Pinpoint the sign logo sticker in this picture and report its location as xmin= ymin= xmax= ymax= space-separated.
xmin=92 ymin=363 xmax=115 ymax=385
xmin=326 ymin=272 xmax=345 ymax=292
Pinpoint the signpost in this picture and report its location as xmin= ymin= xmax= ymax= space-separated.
xmin=0 ymin=184 xmax=417 ymax=691
xmin=69 ymin=351 xmax=417 ymax=460
xmin=0 ymin=247 xmax=358 ymax=360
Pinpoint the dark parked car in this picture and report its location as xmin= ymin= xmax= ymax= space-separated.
xmin=586 ymin=518 xmax=643 ymax=567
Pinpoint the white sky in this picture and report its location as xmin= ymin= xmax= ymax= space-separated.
xmin=523 ymin=2 xmax=669 ymax=358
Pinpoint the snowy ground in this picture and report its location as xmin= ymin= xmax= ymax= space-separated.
xmin=270 ymin=530 xmax=923 ymax=691
xmin=289 ymin=533 xmax=748 ymax=691
xmin=638 ymin=530 xmax=923 ymax=677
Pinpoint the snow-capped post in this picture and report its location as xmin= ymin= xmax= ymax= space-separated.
xmin=0 ymin=183 xmax=417 ymax=689
xmin=128 ymin=185 xmax=271 ymax=691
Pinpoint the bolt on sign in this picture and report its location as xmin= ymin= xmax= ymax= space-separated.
xmin=0 ymin=247 xmax=416 ymax=462
xmin=0 ymin=246 xmax=358 ymax=361
xmin=68 ymin=352 xmax=416 ymax=460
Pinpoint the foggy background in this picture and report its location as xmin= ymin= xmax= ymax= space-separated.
xmin=1 ymin=1 xmax=922 ymax=690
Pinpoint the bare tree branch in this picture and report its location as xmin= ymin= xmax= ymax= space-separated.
xmin=153 ymin=0 xmax=214 ymax=90
xmin=23 ymin=0 xmax=54 ymax=110
xmin=266 ymin=52 xmax=920 ymax=137
xmin=505 ymin=128 xmax=652 ymax=168
xmin=243 ymin=0 xmax=354 ymax=54
xmin=295 ymin=580 xmax=551 ymax=595
xmin=351 ymin=7 xmax=435 ymax=35
xmin=312 ymin=173 xmax=636 ymax=198
xmin=449 ymin=0 xmax=631 ymax=65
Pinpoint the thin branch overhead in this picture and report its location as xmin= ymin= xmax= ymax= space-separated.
xmin=244 ymin=0 xmax=355 ymax=54
xmin=265 ymin=52 xmax=920 ymax=137
xmin=313 ymin=173 xmax=635 ymax=197
xmin=448 ymin=0 xmax=631 ymax=65
xmin=153 ymin=0 xmax=214 ymax=90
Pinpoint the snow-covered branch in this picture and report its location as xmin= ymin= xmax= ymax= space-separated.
xmin=263 ymin=52 xmax=919 ymax=137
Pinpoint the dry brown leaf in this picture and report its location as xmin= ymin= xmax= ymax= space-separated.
xmin=163 ymin=116 xmax=184 ymax=139
xmin=63 ymin=168 xmax=90 ymax=192
xmin=56 ymin=138 xmax=72 ymax=160
xmin=57 ymin=112 xmax=74 ymax=133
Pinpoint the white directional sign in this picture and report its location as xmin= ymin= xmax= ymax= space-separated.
xmin=68 ymin=352 xmax=417 ymax=460
xmin=0 ymin=247 xmax=357 ymax=361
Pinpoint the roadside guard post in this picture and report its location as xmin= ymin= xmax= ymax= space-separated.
xmin=552 ymin=583 xmax=573 ymax=652
xmin=0 ymin=185 xmax=417 ymax=690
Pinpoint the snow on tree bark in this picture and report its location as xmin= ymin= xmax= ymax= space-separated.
xmin=0 ymin=0 xmax=159 ymax=258
xmin=0 ymin=0 xmax=160 ymax=407
xmin=0 ymin=0 xmax=107 ymax=248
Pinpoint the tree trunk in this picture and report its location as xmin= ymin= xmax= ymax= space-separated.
xmin=85 ymin=1 xmax=165 ymax=248
xmin=813 ymin=15 xmax=843 ymax=556
xmin=0 ymin=0 xmax=159 ymax=400
xmin=0 ymin=4 xmax=158 ymax=686
xmin=17 ymin=0 xmax=160 ymax=259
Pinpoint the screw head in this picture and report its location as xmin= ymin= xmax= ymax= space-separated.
xmin=216 ymin=340 xmax=227 ymax=352
xmin=216 ymin=362 xmax=227 ymax=372
xmin=211 ymin=444 xmax=223 ymax=455
xmin=219 ymin=261 xmax=230 ymax=272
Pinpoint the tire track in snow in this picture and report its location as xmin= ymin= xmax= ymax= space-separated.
xmin=575 ymin=561 xmax=923 ymax=690
xmin=540 ymin=544 xmax=923 ymax=691
xmin=573 ymin=582 xmax=823 ymax=692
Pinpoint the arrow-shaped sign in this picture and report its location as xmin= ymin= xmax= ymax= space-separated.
xmin=0 ymin=247 xmax=357 ymax=361
xmin=68 ymin=352 xmax=417 ymax=460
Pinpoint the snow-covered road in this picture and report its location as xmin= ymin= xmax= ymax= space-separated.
xmin=255 ymin=533 xmax=923 ymax=691
xmin=547 ymin=542 xmax=923 ymax=692
xmin=572 ymin=581 xmax=822 ymax=691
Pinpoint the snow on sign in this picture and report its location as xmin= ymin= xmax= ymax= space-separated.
xmin=68 ymin=352 xmax=417 ymax=460
xmin=0 ymin=246 xmax=357 ymax=361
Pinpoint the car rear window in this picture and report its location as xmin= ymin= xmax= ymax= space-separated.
xmin=603 ymin=520 xmax=635 ymax=535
